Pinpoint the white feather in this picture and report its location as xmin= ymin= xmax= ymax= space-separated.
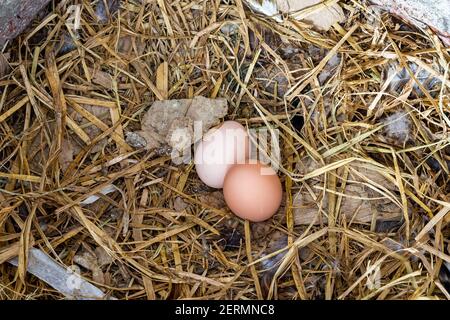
xmin=383 ymin=111 xmax=411 ymax=143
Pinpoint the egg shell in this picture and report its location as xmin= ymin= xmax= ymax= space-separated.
xmin=194 ymin=121 xmax=249 ymax=188
xmin=223 ymin=162 xmax=282 ymax=222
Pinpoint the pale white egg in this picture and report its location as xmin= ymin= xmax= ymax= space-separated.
xmin=194 ymin=121 xmax=249 ymax=188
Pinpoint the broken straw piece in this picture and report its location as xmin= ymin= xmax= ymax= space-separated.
xmin=80 ymin=184 xmax=116 ymax=205
xmin=8 ymin=248 xmax=111 ymax=300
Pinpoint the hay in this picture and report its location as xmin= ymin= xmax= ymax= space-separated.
xmin=0 ymin=0 xmax=449 ymax=300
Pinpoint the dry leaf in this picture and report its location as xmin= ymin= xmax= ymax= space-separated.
xmin=88 ymin=67 xmax=113 ymax=89
xmin=95 ymin=247 xmax=113 ymax=267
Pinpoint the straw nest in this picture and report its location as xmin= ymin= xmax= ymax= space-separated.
xmin=0 ymin=0 xmax=449 ymax=300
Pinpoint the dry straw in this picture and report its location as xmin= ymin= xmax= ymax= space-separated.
xmin=0 ymin=0 xmax=449 ymax=299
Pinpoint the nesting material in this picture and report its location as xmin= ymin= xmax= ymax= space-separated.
xmin=73 ymin=250 xmax=105 ymax=285
xmin=1 ymin=0 xmax=450 ymax=301
xmin=318 ymin=54 xmax=341 ymax=85
xmin=259 ymin=231 xmax=288 ymax=275
xmin=293 ymin=184 xmax=403 ymax=225
xmin=384 ymin=62 xmax=441 ymax=96
xmin=440 ymin=262 xmax=450 ymax=293
xmin=57 ymin=31 xmax=78 ymax=56
xmin=256 ymin=64 xmax=291 ymax=97
xmin=73 ymin=247 xmax=114 ymax=286
xmin=294 ymin=160 xmax=403 ymax=225
xmin=28 ymin=102 xmax=113 ymax=172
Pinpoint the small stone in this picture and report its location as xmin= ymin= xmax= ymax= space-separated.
xmin=125 ymin=131 xmax=148 ymax=149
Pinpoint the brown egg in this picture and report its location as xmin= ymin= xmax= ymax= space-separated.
xmin=223 ymin=162 xmax=282 ymax=222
